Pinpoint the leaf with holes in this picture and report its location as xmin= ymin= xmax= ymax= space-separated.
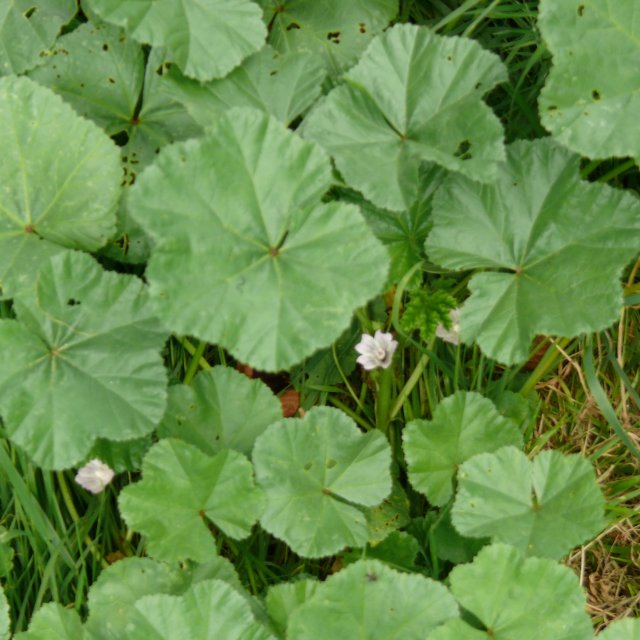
xmin=0 ymin=0 xmax=76 ymax=75
xmin=425 ymin=138 xmax=640 ymax=365
xmin=252 ymin=407 xmax=392 ymax=558
xmin=157 ymin=366 xmax=282 ymax=457
xmin=539 ymin=0 xmax=640 ymax=159
xmin=430 ymin=544 xmax=593 ymax=640
xmin=118 ymin=439 xmax=264 ymax=563
xmin=29 ymin=23 xmax=202 ymax=265
xmin=404 ymin=391 xmax=523 ymax=507
xmin=30 ymin=23 xmax=200 ymax=173
xmin=287 ymin=559 xmax=458 ymax=639
xmin=0 ymin=76 xmax=121 ymax=297
xmin=303 ymin=23 xmax=507 ymax=211
xmin=0 ymin=251 xmax=168 ymax=470
xmin=163 ymin=45 xmax=326 ymax=127
xmin=259 ymin=0 xmax=398 ymax=75
xmin=124 ymin=579 xmax=275 ymax=640
xmin=84 ymin=0 xmax=266 ymax=81
xmin=129 ymin=107 xmax=389 ymax=372
xmin=451 ymin=446 xmax=605 ymax=559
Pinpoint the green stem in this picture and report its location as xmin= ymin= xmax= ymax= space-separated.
xmin=390 ymin=349 xmax=431 ymax=421
xmin=375 ymin=367 xmax=394 ymax=435
xmin=181 ymin=339 xmax=209 ymax=384
xmin=519 ymin=337 xmax=571 ymax=396
xmin=56 ymin=472 xmax=108 ymax=569
xmin=332 ymin=343 xmax=367 ymax=414
xmin=328 ymin=397 xmax=375 ymax=431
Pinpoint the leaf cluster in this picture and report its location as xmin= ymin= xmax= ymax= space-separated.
xmin=0 ymin=0 xmax=638 ymax=637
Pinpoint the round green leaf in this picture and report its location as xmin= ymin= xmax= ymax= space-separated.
xmin=0 ymin=76 xmax=121 ymax=297
xmin=119 ymin=439 xmax=264 ymax=563
xmin=425 ymin=138 xmax=640 ymax=365
xmin=0 ymin=0 xmax=75 ymax=75
xmin=303 ymin=24 xmax=507 ymax=211
xmin=163 ymin=45 xmax=326 ymax=128
xmin=86 ymin=555 xmax=250 ymax=640
xmin=287 ymin=559 xmax=458 ymax=639
xmin=86 ymin=558 xmax=189 ymax=640
xmin=127 ymin=579 xmax=274 ymax=640
xmin=85 ymin=0 xmax=266 ymax=81
xmin=259 ymin=0 xmax=397 ymax=74
xmin=266 ymin=580 xmax=319 ymax=639
xmin=129 ymin=107 xmax=389 ymax=371
xmin=252 ymin=407 xmax=392 ymax=558
xmin=403 ymin=391 xmax=523 ymax=506
xmin=452 ymin=446 xmax=606 ymax=559
xmin=14 ymin=603 xmax=86 ymax=640
xmin=447 ymin=543 xmax=592 ymax=640
xmin=539 ymin=0 xmax=640 ymax=159
xmin=158 ymin=366 xmax=282 ymax=457
xmin=597 ymin=618 xmax=640 ymax=640
xmin=0 ymin=251 xmax=167 ymax=470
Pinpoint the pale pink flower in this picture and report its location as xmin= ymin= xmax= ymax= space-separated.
xmin=355 ymin=330 xmax=398 ymax=370
xmin=436 ymin=308 xmax=461 ymax=345
xmin=75 ymin=459 xmax=115 ymax=494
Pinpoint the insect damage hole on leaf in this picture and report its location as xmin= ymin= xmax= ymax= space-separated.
xmin=327 ymin=31 xmax=341 ymax=44
xmin=454 ymin=139 xmax=472 ymax=160
xmin=111 ymin=130 xmax=129 ymax=146
xmin=24 ymin=7 xmax=36 ymax=18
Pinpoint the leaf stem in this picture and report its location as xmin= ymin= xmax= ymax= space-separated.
xmin=390 ymin=348 xmax=431 ymax=421
xmin=375 ymin=366 xmax=394 ymax=435
xmin=56 ymin=472 xmax=109 ymax=569
xmin=328 ymin=397 xmax=375 ymax=431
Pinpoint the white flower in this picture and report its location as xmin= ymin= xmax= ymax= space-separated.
xmin=75 ymin=459 xmax=115 ymax=494
xmin=355 ymin=330 xmax=398 ymax=370
xmin=435 ymin=308 xmax=461 ymax=345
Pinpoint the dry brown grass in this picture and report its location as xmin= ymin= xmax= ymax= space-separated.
xmin=531 ymin=333 xmax=640 ymax=631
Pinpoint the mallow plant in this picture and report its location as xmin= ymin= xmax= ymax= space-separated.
xmin=0 ymin=0 xmax=639 ymax=637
